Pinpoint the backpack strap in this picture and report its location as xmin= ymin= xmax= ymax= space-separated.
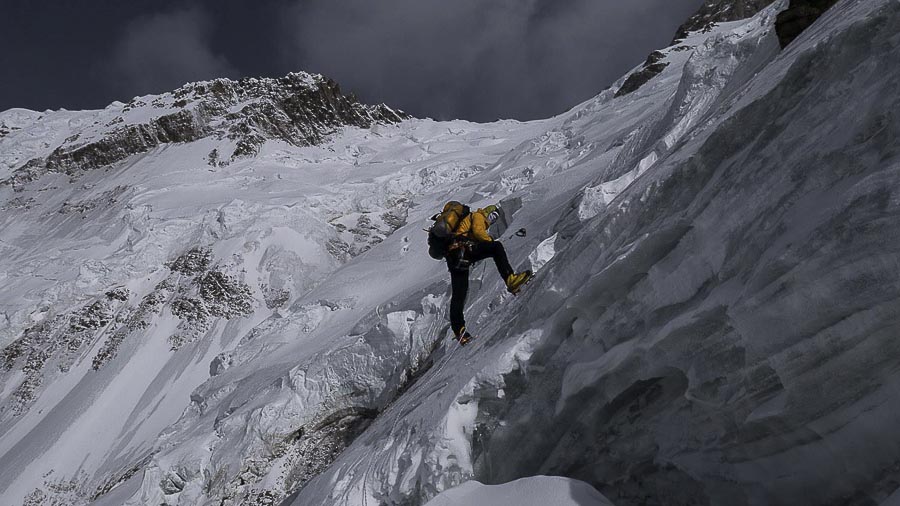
xmin=452 ymin=205 xmax=471 ymax=234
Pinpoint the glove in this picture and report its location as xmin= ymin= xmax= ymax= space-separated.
xmin=483 ymin=204 xmax=501 ymax=224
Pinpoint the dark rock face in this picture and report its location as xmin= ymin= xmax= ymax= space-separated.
xmin=166 ymin=247 xmax=212 ymax=275
xmin=0 ymin=123 xmax=15 ymax=139
xmin=775 ymin=0 xmax=840 ymax=48
xmin=0 ymin=244 xmax=258 ymax=414
xmin=45 ymin=110 xmax=204 ymax=175
xmin=1 ymin=293 xmax=132 ymax=415
xmin=265 ymin=408 xmax=376 ymax=502
xmin=204 ymin=73 xmax=407 ymax=159
xmin=166 ymin=264 xmax=255 ymax=351
xmin=615 ymin=52 xmax=670 ymax=98
xmin=6 ymin=72 xmax=409 ymax=184
xmin=673 ymin=0 xmax=776 ymax=41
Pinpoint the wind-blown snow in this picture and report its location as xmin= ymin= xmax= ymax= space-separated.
xmin=1 ymin=0 xmax=898 ymax=504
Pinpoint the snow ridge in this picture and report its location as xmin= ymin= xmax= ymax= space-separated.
xmin=0 ymin=72 xmax=407 ymax=187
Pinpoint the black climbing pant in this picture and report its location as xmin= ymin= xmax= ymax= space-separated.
xmin=448 ymin=241 xmax=514 ymax=335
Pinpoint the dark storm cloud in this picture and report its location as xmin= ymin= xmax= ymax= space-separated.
xmin=277 ymin=0 xmax=703 ymax=121
xmin=1 ymin=0 xmax=702 ymax=120
xmin=105 ymin=7 xmax=239 ymax=99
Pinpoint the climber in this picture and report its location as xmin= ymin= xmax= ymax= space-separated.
xmin=427 ymin=201 xmax=532 ymax=345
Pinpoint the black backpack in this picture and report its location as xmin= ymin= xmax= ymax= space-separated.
xmin=427 ymin=201 xmax=470 ymax=260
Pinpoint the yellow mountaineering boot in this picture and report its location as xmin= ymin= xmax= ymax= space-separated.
xmin=454 ymin=326 xmax=473 ymax=346
xmin=505 ymin=270 xmax=533 ymax=295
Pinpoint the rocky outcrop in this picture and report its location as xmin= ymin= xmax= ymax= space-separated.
xmin=44 ymin=110 xmax=204 ymax=175
xmin=673 ymin=0 xmax=842 ymax=50
xmin=775 ymin=0 xmax=840 ymax=47
xmin=0 ymin=123 xmax=15 ymax=140
xmin=1 ymin=289 xmax=131 ymax=416
xmin=165 ymin=250 xmax=255 ymax=351
xmin=0 ymin=245 xmax=257 ymax=419
xmin=6 ymin=72 xmax=409 ymax=183
xmin=615 ymin=52 xmax=670 ymax=98
xmin=673 ymin=0 xmax=776 ymax=41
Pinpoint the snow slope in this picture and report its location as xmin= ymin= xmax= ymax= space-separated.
xmin=0 ymin=108 xmax=548 ymax=504
xmin=1 ymin=0 xmax=899 ymax=504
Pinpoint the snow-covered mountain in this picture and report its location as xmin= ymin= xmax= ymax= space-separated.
xmin=2 ymin=0 xmax=899 ymax=504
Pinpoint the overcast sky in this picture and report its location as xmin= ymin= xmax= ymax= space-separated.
xmin=1 ymin=0 xmax=702 ymax=121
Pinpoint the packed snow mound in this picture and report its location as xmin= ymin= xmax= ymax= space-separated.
xmin=1 ymin=0 xmax=896 ymax=505
xmin=424 ymin=475 xmax=612 ymax=506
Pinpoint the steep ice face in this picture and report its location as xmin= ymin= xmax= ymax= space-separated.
xmin=296 ymin=1 xmax=900 ymax=505
xmin=584 ymin=2 xmax=785 ymax=222
xmin=1 ymin=0 xmax=895 ymax=505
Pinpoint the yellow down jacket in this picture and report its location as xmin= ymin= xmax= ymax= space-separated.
xmin=455 ymin=208 xmax=493 ymax=242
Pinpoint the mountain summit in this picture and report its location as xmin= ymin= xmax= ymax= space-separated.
xmin=2 ymin=71 xmax=406 ymax=188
